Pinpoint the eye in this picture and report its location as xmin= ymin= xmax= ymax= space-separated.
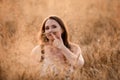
xmin=52 ymin=25 xmax=57 ymax=28
xmin=45 ymin=26 xmax=49 ymax=30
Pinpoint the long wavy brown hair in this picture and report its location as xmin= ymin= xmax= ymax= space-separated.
xmin=39 ymin=15 xmax=71 ymax=62
xmin=39 ymin=15 xmax=71 ymax=49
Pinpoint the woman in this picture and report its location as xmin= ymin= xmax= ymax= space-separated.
xmin=31 ymin=15 xmax=84 ymax=79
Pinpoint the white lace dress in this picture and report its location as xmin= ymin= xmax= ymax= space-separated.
xmin=39 ymin=51 xmax=74 ymax=79
xmin=40 ymin=59 xmax=74 ymax=76
xmin=32 ymin=44 xmax=82 ymax=79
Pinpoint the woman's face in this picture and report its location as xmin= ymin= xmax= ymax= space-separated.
xmin=45 ymin=19 xmax=63 ymax=41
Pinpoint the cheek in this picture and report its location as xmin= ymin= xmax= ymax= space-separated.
xmin=55 ymin=29 xmax=63 ymax=36
xmin=45 ymin=34 xmax=50 ymax=37
xmin=58 ymin=29 xmax=63 ymax=34
xmin=55 ymin=32 xmax=61 ymax=37
xmin=45 ymin=30 xmax=49 ymax=33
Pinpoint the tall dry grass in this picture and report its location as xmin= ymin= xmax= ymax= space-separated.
xmin=0 ymin=0 xmax=120 ymax=80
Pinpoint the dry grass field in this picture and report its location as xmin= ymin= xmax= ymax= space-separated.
xmin=0 ymin=0 xmax=120 ymax=80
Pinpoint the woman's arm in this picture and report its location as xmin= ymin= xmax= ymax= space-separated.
xmin=50 ymin=33 xmax=84 ymax=68
xmin=60 ymin=44 xmax=84 ymax=68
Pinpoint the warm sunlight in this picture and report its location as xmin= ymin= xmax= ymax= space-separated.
xmin=0 ymin=0 xmax=119 ymax=80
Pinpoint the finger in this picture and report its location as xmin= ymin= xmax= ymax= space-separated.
xmin=58 ymin=32 xmax=63 ymax=41
xmin=58 ymin=35 xmax=62 ymax=42
xmin=51 ymin=33 xmax=57 ymax=39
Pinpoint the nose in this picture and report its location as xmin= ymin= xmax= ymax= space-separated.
xmin=47 ymin=28 xmax=52 ymax=33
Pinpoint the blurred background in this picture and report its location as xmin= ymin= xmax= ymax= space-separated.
xmin=0 ymin=0 xmax=120 ymax=80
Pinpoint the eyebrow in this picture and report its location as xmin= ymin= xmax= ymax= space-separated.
xmin=51 ymin=24 xmax=57 ymax=27
xmin=45 ymin=24 xmax=57 ymax=27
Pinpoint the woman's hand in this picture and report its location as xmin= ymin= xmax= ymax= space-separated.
xmin=51 ymin=33 xmax=64 ymax=49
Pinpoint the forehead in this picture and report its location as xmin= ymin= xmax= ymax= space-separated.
xmin=45 ymin=19 xmax=60 ymax=27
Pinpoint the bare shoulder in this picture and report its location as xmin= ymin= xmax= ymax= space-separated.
xmin=31 ymin=45 xmax=41 ymax=62
xmin=31 ymin=45 xmax=41 ymax=54
xmin=69 ymin=42 xmax=82 ymax=54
